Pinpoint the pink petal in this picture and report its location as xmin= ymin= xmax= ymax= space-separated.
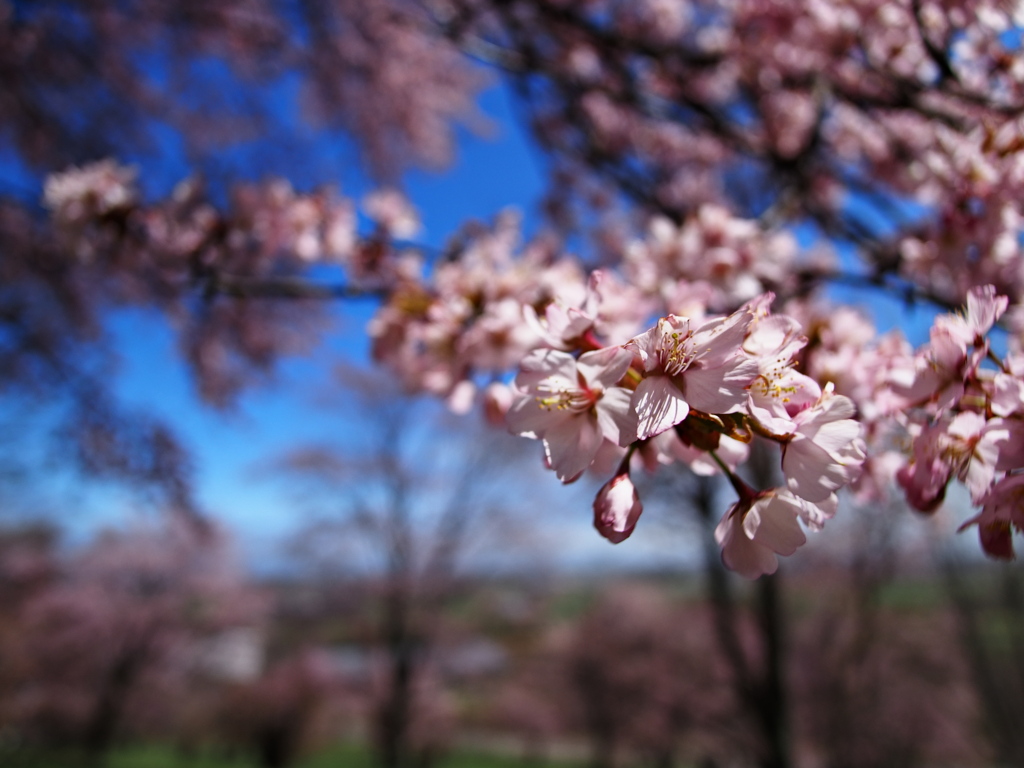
xmin=506 ymin=393 xmax=571 ymax=438
xmin=966 ymin=284 xmax=1008 ymax=336
xmin=783 ymin=436 xmax=856 ymax=503
xmin=715 ymin=509 xmax=779 ymax=580
xmin=795 ymin=492 xmax=838 ymax=531
xmin=682 ymin=356 xmax=759 ymax=414
xmin=518 ymin=348 xmax=577 ymax=379
xmin=629 ymin=323 xmax=666 ymax=373
xmin=743 ymin=494 xmax=806 ymax=556
xmin=692 ymin=310 xmax=750 ymax=367
xmin=596 ymin=387 xmax=638 ymax=446
xmin=801 ymin=417 xmax=863 ymax=458
xmin=978 ymin=520 xmax=1015 ymax=560
xmin=544 ymin=413 xmax=603 ymax=482
xmin=577 ymin=346 xmax=633 ymax=389
xmin=632 ymin=375 xmax=690 ymax=441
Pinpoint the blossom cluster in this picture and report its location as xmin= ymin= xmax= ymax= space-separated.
xmin=506 ymin=292 xmax=866 ymax=579
xmin=363 ymin=200 xmax=1024 ymax=574
xmin=40 ymin=161 xmax=425 ymax=404
xmin=365 ymin=205 xmax=813 ymax=407
xmin=36 ymin=160 xmax=1024 ymax=577
xmin=42 ymin=161 xmax=423 ymax=281
xmin=880 ymin=286 xmax=1024 ymax=558
xmin=354 ymin=207 xmax=869 ymax=577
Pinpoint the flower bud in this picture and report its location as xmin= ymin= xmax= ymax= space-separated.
xmin=593 ymin=473 xmax=643 ymax=543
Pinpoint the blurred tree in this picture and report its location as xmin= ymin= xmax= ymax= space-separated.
xmin=267 ymin=372 xmax=535 ymax=768
xmin=789 ymin=502 xmax=979 ymax=768
xmin=2 ymin=520 xmax=264 ymax=767
xmin=560 ymin=585 xmax=731 ymax=768
xmin=942 ymin=556 xmax=1024 ymax=767
xmin=215 ymin=648 xmax=348 ymax=768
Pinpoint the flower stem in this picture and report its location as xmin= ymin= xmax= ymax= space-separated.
xmin=711 ymin=450 xmax=757 ymax=503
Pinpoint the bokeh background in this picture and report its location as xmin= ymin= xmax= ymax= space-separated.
xmin=1 ymin=2 xmax=1023 ymax=768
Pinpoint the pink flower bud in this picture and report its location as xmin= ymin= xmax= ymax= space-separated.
xmin=593 ymin=473 xmax=643 ymax=543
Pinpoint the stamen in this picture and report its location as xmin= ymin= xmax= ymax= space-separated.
xmin=535 ymin=379 xmax=594 ymax=412
xmin=662 ymin=329 xmax=695 ymax=376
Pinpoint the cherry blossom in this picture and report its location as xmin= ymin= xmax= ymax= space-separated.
xmin=715 ymin=490 xmax=810 ymax=580
xmin=627 ymin=309 xmax=759 ymax=441
xmin=959 ymin=474 xmax=1024 ymax=560
xmin=506 ymin=346 xmax=635 ymax=482
xmin=781 ymin=384 xmax=867 ymax=504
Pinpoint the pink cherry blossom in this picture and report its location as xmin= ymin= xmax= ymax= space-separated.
xmin=987 ymin=350 xmax=1024 ymax=417
xmin=363 ymin=189 xmax=421 ymax=240
xmin=747 ymin=368 xmax=822 ymax=438
xmin=893 ymin=316 xmax=984 ymax=412
xmin=715 ymin=490 xmax=809 ymax=580
xmin=897 ymin=412 xmax=1024 ymax=511
xmin=959 ymin=473 xmax=1024 ymax=560
xmin=945 ymin=284 xmax=1009 ymax=346
xmin=507 ymin=346 xmax=635 ymax=482
xmin=782 ymin=384 xmax=866 ymax=503
xmin=627 ymin=309 xmax=759 ymax=441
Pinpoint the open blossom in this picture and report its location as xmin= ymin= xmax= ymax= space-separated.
xmin=890 ymin=285 xmax=1006 ymax=413
xmin=987 ymin=348 xmax=1024 ymax=417
xmin=44 ymin=159 xmax=138 ymax=223
xmin=898 ymin=413 xmax=1024 ymax=510
xmin=524 ymin=299 xmax=595 ymax=352
xmin=627 ymin=309 xmax=758 ymax=441
xmin=524 ymin=269 xmax=651 ymax=350
xmin=507 ymin=346 xmax=635 ymax=482
xmin=782 ymin=384 xmax=866 ymax=503
xmin=897 ymin=322 xmax=983 ymax=411
xmin=959 ymin=473 xmax=1024 ymax=560
xmin=458 ymin=297 xmax=542 ymax=372
xmin=742 ymin=300 xmax=820 ymax=434
xmin=593 ymin=472 xmax=643 ymax=543
xmin=895 ymin=421 xmax=950 ymax=513
xmin=714 ymin=489 xmax=828 ymax=579
xmin=747 ymin=367 xmax=822 ymax=437
xmin=946 ymin=284 xmax=1008 ymax=346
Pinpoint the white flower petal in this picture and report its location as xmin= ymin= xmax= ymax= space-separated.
xmin=597 ymin=387 xmax=638 ymax=446
xmin=716 ymin=509 xmax=780 ymax=580
xmin=683 ymin=356 xmax=759 ymax=414
xmin=744 ymin=494 xmax=806 ymax=555
xmin=783 ymin=436 xmax=855 ymax=503
xmin=544 ymin=413 xmax=603 ymax=482
xmin=577 ymin=346 xmax=633 ymax=390
xmin=632 ymin=375 xmax=690 ymax=441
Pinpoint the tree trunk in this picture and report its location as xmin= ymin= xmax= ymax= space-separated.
xmin=81 ymin=649 xmax=143 ymax=768
xmin=693 ymin=473 xmax=791 ymax=768
xmin=375 ymin=577 xmax=418 ymax=768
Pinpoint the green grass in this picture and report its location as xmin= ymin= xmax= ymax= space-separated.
xmin=23 ymin=741 xmax=585 ymax=768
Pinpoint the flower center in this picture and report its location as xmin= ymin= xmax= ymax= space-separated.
xmin=662 ymin=329 xmax=695 ymax=376
xmin=535 ymin=379 xmax=595 ymax=413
